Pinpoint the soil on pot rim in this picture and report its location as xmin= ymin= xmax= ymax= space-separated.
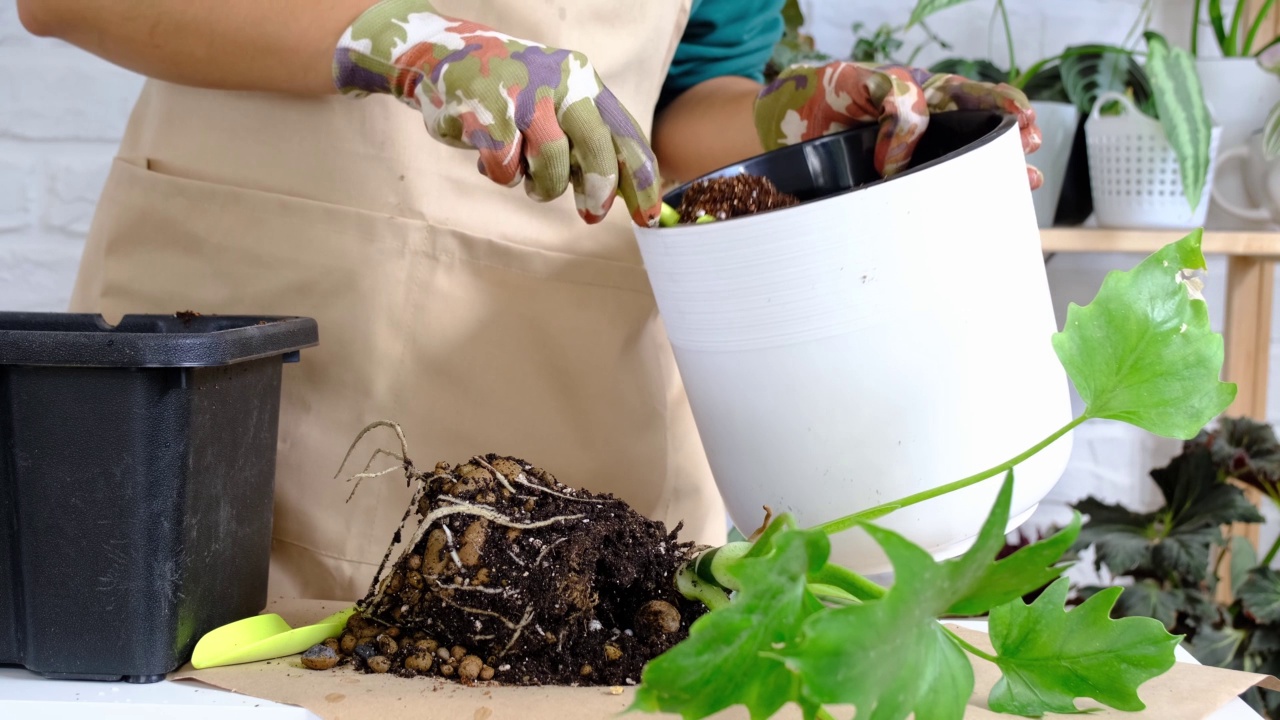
xmin=677 ymin=173 xmax=799 ymax=223
xmin=314 ymin=445 xmax=705 ymax=687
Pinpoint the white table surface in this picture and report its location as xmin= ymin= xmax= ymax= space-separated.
xmin=0 ymin=620 xmax=1262 ymax=719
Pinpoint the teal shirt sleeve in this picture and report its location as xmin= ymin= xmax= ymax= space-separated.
xmin=657 ymin=0 xmax=786 ymax=112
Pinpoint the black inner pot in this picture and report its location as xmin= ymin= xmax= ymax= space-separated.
xmin=662 ymin=110 xmax=1016 ymax=218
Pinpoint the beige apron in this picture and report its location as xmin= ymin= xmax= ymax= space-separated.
xmin=69 ymin=0 xmax=725 ymax=602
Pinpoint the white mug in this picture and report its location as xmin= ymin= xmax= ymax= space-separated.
xmin=1212 ymin=130 xmax=1280 ymax=227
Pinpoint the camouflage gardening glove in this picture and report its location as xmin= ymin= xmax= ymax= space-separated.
xmin=333 ymin=0 xmax=662 ymax=226
xmin=755 ymin=61 xmax=1044 ymax=190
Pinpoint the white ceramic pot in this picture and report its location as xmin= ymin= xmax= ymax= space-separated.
xmin=1029 ymin=101 xmax=1080 ymax=228
xmin=1212 ymin=129 xmax=1280 ymax=227
xmin=1197 ymin=57 xmax=1280 ymax=230
xmin=632 ymin=113 xmax=1074 ymax=575
xmin=1085 ymin=92 xmax=1223 ymax=229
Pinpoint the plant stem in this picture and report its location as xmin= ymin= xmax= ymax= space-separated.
xmin=1228 ymin=0 xmax=1249 ymax=55
xmin=1245 ymin=0 xmax=1278 ymax=54
xmin=944 ymin=626 xmax=999 ymax=664
xmin=815 ymin=416 xmax=1086 ymax=536
xmin=676 ymin=563 xmax=731 ymax=610
xmin=996 ymin=0 xmax=1017 ymax=83
xmin=1192 ymin=0 xmax=1202 ymax=55
xmin=1123 ymin=0 xmax=1154 ymax=50
xmin=1212 ymin=530 xmax=1233 ymax=585
xmin=811 ymin=563 xmax=887 ymax=601
xmin=1263 ymin=532 xmax=1280 ymax=567
xmin=816 ymin=708 xmax=838 ymax=720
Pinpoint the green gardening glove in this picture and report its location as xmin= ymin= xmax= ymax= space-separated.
xmin=333 ymin=0 xmax=663 ymax=227
xmin=754 ymin=61 xmax=1044 ymax=189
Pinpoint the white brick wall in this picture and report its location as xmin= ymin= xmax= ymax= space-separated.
xmin=0 ymin=1 xmax=1276 ymax=551
xmin=0 ymin=1 xmax=143 ymax=312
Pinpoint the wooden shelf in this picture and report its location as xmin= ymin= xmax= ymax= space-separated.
xmin=1041 ymin=227 xmax=1280 ymax=259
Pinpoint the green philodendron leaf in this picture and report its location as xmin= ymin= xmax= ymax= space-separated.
xmin=1238 ymin=567 xmax=1280 ymax=624
xmin=630 ymin=519 xmax=828 ymax=720
xmin=1144 ymin=31 xmax=1214 ymax=210
xmin=780 ymin=526 xmax=978 ymax=720
xmin=779 ymin=475 xmax=1049 ymax=719
xmin=946 ymin=512 xmax=1081 ymax=616
xmin=987 ymin=577 xmax=1181 ymax=715
xmin=1051 ymin=229 xmax=1237 ymax=439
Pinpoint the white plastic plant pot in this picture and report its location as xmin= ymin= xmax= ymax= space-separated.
xmin=1029 ymin=100 xmax=1080 ymax=228
xmin=1085 ymin=91 xmax=1223 ymax=229
xmin=633 ymin=111 xmax=1074 ymax=576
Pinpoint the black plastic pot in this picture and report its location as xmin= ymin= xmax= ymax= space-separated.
xmin=1052 ymin=114 xmax=1093 ymax=227
xmin=0 ymin=313 xmax=317 ymax=683
xmin=663 ymin=110 xmax=1010 ymax=211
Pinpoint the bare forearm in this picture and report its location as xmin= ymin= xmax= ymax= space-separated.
xmin=652 ymin=76 xmax=766 ymax=184
xmin=16 ymin=0 xmax=377 ymax=95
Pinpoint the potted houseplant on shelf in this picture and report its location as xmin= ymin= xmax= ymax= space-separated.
xmin=764 ymin=0 xmax=951 ymax=82
xmin=1192 ymin=0 xmax=1280 ymax=147
xmin=1191 ymin=0 xmax=1280 ymax=228
xmin=1082 ymin=32 xmax=1221 ymax=229
xmin=921 ymin=0 xmax=1081 ymax=228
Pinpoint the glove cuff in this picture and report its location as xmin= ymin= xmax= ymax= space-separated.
xmin=332 ymin=0 xmax=443 ymax=103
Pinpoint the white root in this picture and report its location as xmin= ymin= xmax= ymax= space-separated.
xmin=345 ymin=462 xmax=403 ymax=502
xmin=440 ymin=524 xmax=464 ymax=571
xmin=513 ymin=472 xmax=607 ymax=504
xmin=339 ymin=420 xmax=596 ymax=657
xmin=436 ymin=595 xmax=522 ymax=629
xmin=433 ymin=581 xmax=511 ymax=596
xmin=470 ymin=455 xmax=516 ymax=494
xmin=334 ymin=420 xmax=411 ymax=480
xmin=534 ymin=537 xmax=567 ymax=566
xmin=502 ymin=606 xmax=537 ymax=655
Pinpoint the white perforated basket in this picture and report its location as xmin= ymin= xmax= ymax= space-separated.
xmin=1085 ymin=91 xmax=1222 ymax=228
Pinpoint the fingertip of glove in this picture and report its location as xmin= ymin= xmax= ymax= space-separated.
xmin=1027 ymin=165 xmax=1044 ymax=191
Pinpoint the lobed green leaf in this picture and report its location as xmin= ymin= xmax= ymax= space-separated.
xmin=630 ymin=520 xmax=827 ymax=720
xmin=987 ymin=578 xmax=1181 ymax=716
xmin=1051 ymin=229 xmax=1236 ymax=439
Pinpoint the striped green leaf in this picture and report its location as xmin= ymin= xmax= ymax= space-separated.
xmin=1144 ymin=31 xmax=1213 ymax=211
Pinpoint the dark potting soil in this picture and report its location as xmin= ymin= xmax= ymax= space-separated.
xmin=677 ymin=173 xmax=799 ymax=223
xmin=315 ymin=454 xmax=705 ymax=687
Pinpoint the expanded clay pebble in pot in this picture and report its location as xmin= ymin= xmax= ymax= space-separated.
xmin=304 ymin=423 xmax=705 ymax=687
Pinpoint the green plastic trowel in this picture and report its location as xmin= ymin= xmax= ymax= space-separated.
xmin=190 ymin=606 xmax=357 ymax=669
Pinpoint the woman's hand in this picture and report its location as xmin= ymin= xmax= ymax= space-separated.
xmin=334 ymin=0 xmax=662 ymax=226
xmin=754 ymin=61 xmax=1043 ymax=190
